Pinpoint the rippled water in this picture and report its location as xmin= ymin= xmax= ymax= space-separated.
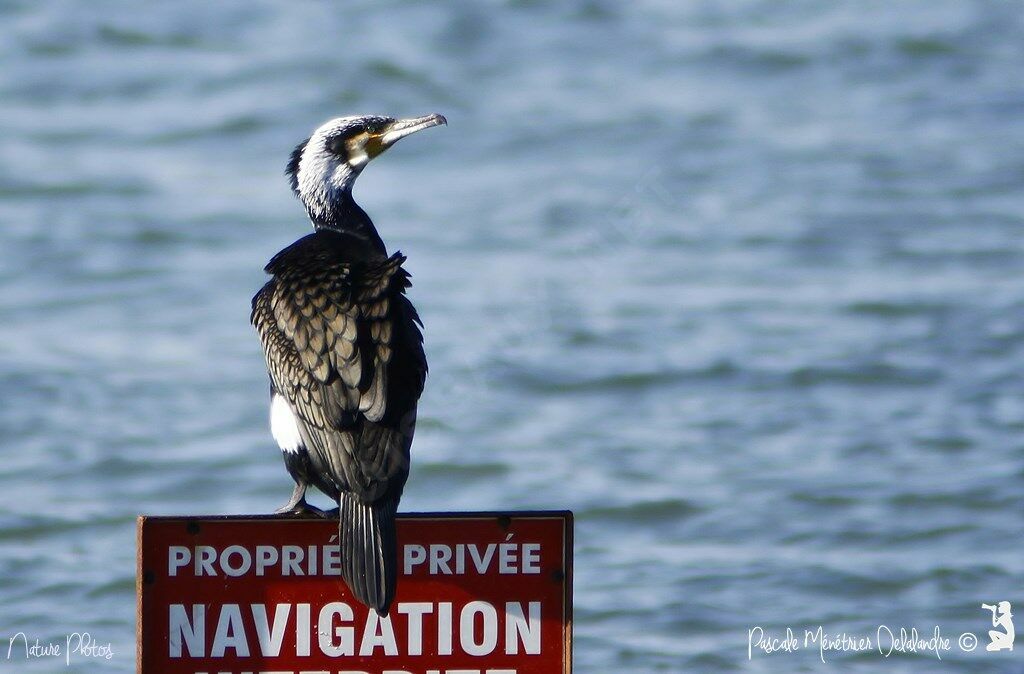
xmin=2 ymin=1 xmax=1024 ymax=672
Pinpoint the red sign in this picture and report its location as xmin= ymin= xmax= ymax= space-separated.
xmin=137 ymin=512 xmax=572 ymax=674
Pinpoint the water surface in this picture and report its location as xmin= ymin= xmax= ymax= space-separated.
xmin=1 ymin=1 xmax=1023 ymax=671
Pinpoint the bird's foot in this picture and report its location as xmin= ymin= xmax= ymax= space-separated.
xmin=275 ymin=484 xmax=324 ymax=517
xmin=274 ymin=499 xmax=327 ymax=517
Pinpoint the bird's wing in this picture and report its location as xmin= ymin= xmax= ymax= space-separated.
xmin=251 ymin=232 xmax=422 ymax=500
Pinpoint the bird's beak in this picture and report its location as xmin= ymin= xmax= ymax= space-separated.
xmin=369 ymin=114 xmax=447 ymax=158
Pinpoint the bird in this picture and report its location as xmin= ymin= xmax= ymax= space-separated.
xmin=251 ymin=114 xmax=443 ymax=615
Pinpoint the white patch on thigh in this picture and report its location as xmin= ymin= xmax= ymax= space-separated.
xmin=270 ymin=394 xmax=303 ymax=453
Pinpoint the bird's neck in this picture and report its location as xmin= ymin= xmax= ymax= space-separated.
xmin=307 ymin=189 xmax=386 ymax=253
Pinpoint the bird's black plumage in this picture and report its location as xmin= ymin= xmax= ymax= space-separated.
xmin=250 ymin=114 xmax=442 ymax=614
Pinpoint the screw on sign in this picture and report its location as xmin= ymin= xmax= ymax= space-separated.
xmin=137 ymin=512 xmax=573 ymax=674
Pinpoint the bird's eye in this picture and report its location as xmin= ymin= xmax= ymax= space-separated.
xmin=326 ymin=136 xmax=347 ymax=156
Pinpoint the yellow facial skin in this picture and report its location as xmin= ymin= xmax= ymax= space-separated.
xmin=344 ymin=114 xmax=447 ymax=169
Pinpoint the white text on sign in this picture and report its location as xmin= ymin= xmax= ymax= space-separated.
xmin=194 ymin=669 xmax=519 ymax=673
xmin=167 ymin=543 xmax=542 ymax=578
xmin=169 ymin=601 xmax=541 ymax=658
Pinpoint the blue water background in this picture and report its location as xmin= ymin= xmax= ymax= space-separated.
xmin=1 ymin=1 xmax=1023 ymax=671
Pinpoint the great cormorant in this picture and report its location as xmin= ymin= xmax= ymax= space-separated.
xmin=251 ymin=114 xmax=444 ymax=615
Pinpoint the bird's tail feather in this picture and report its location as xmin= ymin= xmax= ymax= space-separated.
xmin=339 ymin=493 xmax=398 ymax=616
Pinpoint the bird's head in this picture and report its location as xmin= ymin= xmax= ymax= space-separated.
xmin=286 ymin=113 xmax=446 ymax=223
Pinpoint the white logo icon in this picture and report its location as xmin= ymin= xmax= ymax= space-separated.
xmin=981 ymin=601 xmax=1014 ymax=652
